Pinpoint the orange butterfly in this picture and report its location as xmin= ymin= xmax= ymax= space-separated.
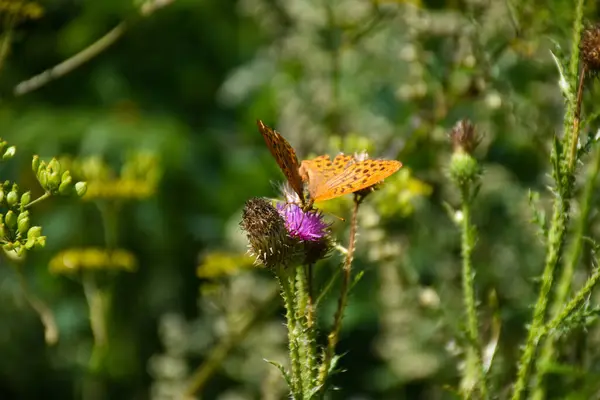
xmin=256 ymin=120 xmax=402 ymax=209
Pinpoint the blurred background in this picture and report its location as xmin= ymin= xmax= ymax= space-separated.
xmin=1 ymin=0 xmax=600 ymax=399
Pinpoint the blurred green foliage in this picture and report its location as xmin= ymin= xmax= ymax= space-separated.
xmin=1 ymin=0 xmax=600 ymax=399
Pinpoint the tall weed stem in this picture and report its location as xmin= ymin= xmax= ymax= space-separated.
xmin=511 ymin=2 xmax=585 ymax=398
xmin=532 ymin=148 xmax=600 ymax=399
xmin=317 ymin=196 xmax=361 ymax=391
xmin=460 ymin=187 xmax=488 ymax=399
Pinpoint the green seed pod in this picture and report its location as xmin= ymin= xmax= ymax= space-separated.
xmin=21 ymin=191 xmax=31 ymax=207
xmin=27 ymin=226 xmax=42 ymax=239
xmin=25 ymin=238 xmax=35 ymax=250
xmin=0 ymin=188 xmax=5 ymax=204
xmin=5 ymin=210 xmax=16 ymax=229
xmin=17 ymin=211 xmax=30 ymax=236
xmin=58 ymin=176 xmax=73 ymax=195
xmin=0 ymin=223 xmax=7 ymax=239
xmin=2 ymin=146 xmax=16 ymax=161
xmin=6 ymin=189 xmax=18 ymax=207
xmin=32 ymin=155 xmax=40 ymax=174
xmin=75 ymin=181 xmax=88 ymax=197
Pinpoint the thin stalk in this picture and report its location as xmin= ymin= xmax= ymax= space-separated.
xmin=14 ymin=23 xmax=127 ymax=96
xmin=459 ymin=188 xmax=488 ymax=399
xmin=317 ymin=196 xmax=361 ymax=390
xmin=568 ymin=65 xmax=587 ymax=172
xmin=12 ymin=265 xmax=59 ymax=345
xmin=23 ymin=192 xmax=51 ymax=210
xmin=532 ymin=148 xmax=600 ymax=400
xmin=185 ymin=288 xmax=279 ymax=396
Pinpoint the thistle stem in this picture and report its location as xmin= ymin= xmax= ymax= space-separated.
xmin=278 ymin=273 xmax=303 ymax=397
xmin=295 ymin=265 xmax=318 ymax=395
xmin=317 ymin=196 xmax=361 ymax=390
xmin=512 ymin=3 xmax=584 ymax=397
xmin=532 ymin=148 xmax=600 ymax=400
xmin=459 ymin=189 xmax=488 ymax=399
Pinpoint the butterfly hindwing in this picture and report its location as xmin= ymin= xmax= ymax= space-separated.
xmin=309 ymin=158 xmax=402 ymax=202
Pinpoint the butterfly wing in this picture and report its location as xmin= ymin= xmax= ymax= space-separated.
xmin=309 ymin=159 xmax=402 ymax=202
xmin=257 ymin=120 xmax=305 ymax=202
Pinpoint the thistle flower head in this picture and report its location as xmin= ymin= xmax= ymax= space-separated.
xmin=277 ymin=203 xmax=330 ymax=241
xmin=241 ymin=197 xmax=331 ymax=270
xmin=581 ymin=24 xmax=600 ymax=73
xmin=448 ymin=119 xmax=481 ymax=188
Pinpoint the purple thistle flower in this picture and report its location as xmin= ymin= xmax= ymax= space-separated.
xmin=276 ymin=203 xmax=330 ymax=241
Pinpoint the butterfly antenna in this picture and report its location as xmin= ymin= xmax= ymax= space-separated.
xmin=326 ymin=211 xmax=346 ymax=222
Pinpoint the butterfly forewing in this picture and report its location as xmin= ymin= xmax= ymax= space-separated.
xmin=256 ymin=120 xmax=305 ymax=202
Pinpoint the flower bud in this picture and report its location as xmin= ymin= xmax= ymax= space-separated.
xmin=2 ymin=146 xmax=16 ymax=161
xmin=32 ymin=155 xmax=40 ymax=174
xmin=581 ymin=24 xmax=600 ymax=73
xmin=449 ymin=152 xmax=480 ymax=187
xmin=240 ymin=198 xmax=301 ymax=269
xmin=75 ymin=182 xmax=88 ymax=197
xmin=17 ymin=211 xmax=30 ymax=236
xmin=58 ymin=176 xmax=73 ymax=195
xmin=21 ymin=191 xmax=31 ymax=207
xmin=6 ymin=188 xmax=18 ymax=207
xmin=5 ymin=210 xmax=16 ymax=229
xmin=0 ymin=223 xmax=7 ymax=239
xmin=3 ymin=242 xmax=14 ymax=251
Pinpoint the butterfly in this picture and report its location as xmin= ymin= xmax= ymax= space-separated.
xmin=256 ymin=120 xmax=402 ymax=209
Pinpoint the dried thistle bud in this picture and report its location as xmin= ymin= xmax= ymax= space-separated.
xmin=449 ymin=119 xmax=481 ymax=155
xmin=449 ymin=120 xmax=481 ymax=188
xmin=581 ymin=24 xmax=600 ymax=73
xmin=241 ymin=197 xmax=301 ymax=269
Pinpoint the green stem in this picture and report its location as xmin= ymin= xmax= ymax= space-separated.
xmin=278 ymin=272 xmax=303 ymax=398
xmin=459 ymin=190 xmax=488 ymax=399
xmin=12 ymin=265 xmax=59 ymax=345
xmin=532 ymin=148 xmax=600 ymax=400
xmin=317 ymin=197 xmax=360 ymax=391
xmin=512 ymin=3 xmax=585 ymax=398
xmin=543 ymin=266 xmax=600 ymax=336
xmin=511 ymin=198 xmax=568 ymax=400
xmin=23 ymin=192 xmax=51 ymax=210
xmin=295 ymin=265 xmax=318 ymax=395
